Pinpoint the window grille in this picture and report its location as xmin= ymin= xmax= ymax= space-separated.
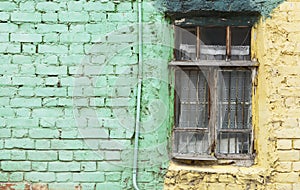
xmin=173 ymin=69 xmax=210 ymax=158
xmin=216 ymin=70 xmax=252 ymax=155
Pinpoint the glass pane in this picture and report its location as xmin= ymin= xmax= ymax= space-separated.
xmin=231 ymin=27 xmax=251 ymax=60
xmin=175 ymin=27 xmax=197 ymax=61
xmin=178 ymin=104 xmax=209 ymax=128
xmin=218 ymin=70 xmax=252 ymax=129
xmin=200 ymin=27 xmax=226 ymax=60
xmin=174 ymin=131 xmax=209 ymax=155
xmin=175 ymin=69 xmax=209 ymax=128
xmin=217 ymin=132 xmax=251 ymax=154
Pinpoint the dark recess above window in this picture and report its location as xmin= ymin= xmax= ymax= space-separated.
xmin=155 ymin=0 xmax=287 ymax=26
xmin=155 ymin=0 xmax=285 ymax=18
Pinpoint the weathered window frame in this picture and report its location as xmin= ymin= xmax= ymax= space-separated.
xmin=171 ymin=25 xmax=257 ymax=161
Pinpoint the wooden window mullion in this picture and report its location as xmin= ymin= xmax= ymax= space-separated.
xmin=226 ymin=26 xmax=231 ymax=61
xmin=249 ymin=68 xmax=256 ymax=155
xmin=196 ymin=26 xmax=200 ymax=60
xmin=210 ymin=68 xmax=218 ymax=155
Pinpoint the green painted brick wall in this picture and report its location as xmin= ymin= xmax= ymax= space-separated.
xmin=0 ymin=0 xmax=173 ymax=189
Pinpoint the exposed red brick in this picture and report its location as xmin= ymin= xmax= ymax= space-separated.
xmin=0 ymin=183 xmax=16 ymax=190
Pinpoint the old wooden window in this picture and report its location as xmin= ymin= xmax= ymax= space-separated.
xmin=171 ymin=25 xmax=256 ymax=161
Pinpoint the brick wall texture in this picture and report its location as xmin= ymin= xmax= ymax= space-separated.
xmin=0 ymin=0 xmax=172 ymax=190
xmin=1 ymin=0 xmax=300 ymax=190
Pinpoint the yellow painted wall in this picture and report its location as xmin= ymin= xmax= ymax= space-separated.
xmin=164 ymin=1 xmax=300 ymax=189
